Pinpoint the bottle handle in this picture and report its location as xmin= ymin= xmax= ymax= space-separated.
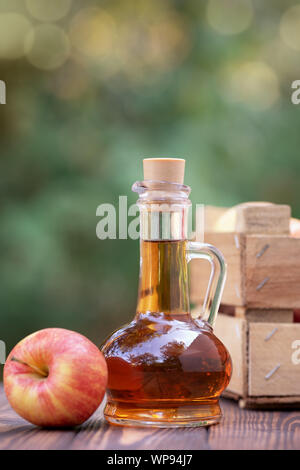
xmin=186 ymin=241 xmax=227 ymax=327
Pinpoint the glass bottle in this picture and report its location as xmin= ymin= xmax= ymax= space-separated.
xmin=101 ymin=159 xmax=232 ymax=427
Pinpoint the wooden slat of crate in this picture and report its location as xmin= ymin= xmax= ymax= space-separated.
xmin=222 ymin=389 xmax=300 ymax=408
xmin=191 ymin=233 xmax=300 ymax=309
xmin=234 ymin=307 xmax=294 ymax=323
xmin=239 ymin=396 xmax=300 ymax=409
xmin=218 ymin=305 xmax=294 ymax=323
xmin=234 ymin=203 xmax=290 ymax=234
xmin=245 ymin=235 xmax=300 ymax=309
xmin=202 ymin=203 xmax=290 ymax=235
xmin=248 ymin=322 xmax=300 ymax=396
xmin=190 ymin=233 xmax=244 ymax=306
xmin=213 ymin=314 xmax=247 ymax=397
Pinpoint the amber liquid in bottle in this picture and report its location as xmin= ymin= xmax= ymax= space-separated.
xmin=102 ymin=239 xmax=232 ymax=427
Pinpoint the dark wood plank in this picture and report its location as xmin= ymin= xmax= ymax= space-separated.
xmin=70 ymin=414 xmax=208 ymax=450
xmin=208 ymin=398 xmax=300 ymax=450
xmin=0 ymin=389 xmax=75 ymax=450
xmin=0 ymin=385 xmax=299 ymax=450
xmin=0 ymin=387 xmax=208 ymax=450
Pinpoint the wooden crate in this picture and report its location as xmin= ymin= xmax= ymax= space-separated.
xmin=191 ymin=202 xmax=300 ymax=408
xmin=214 ymin=313 xmax=300 ymax=408
xmin=190 ymin=204 xmax=300 ymax=310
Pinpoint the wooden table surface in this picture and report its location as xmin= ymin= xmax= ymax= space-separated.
xmin=0 ymin=386 xmax=299 ymax=450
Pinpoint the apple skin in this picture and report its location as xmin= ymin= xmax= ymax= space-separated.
xmin=4 ymin=328 xmax=107 ymax=428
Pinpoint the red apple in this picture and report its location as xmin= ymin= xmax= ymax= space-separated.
xmin=4 ymin=328 xmax=107 ymax=428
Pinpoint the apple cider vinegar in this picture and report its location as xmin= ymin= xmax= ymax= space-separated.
xmin=101 ymin=158 xmax=232 ymax=427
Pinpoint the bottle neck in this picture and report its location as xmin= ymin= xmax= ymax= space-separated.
xmin=139 ymin=205 xmax=190 ymax=241
xmin=136 ymin=238 xmax=190 ymax=316
xmin=133 ymin=181 xmax=192 ymax=318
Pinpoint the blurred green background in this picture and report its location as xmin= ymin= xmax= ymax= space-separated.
xmin=1 ymin=0 xmax=300 ymax=359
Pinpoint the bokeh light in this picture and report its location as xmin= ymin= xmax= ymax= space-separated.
xmin=280 ymin=5 xmax=300 ymax=51
xmin=25 ymin=24 xmax=70 ymax=70
xmin=261 ymin=38 xmax=300 ymax=82
xmin=145 ymin=13 xmax=189 ymax=70
xmin=49 ymin=63 xmax=89 ymax=101
xmin=69 ymin=5 xmax=188 ymax=82
xmin=207 ymin=0 xmax=253 ymax=35
xmin=25 ymin=0 xmax=72 ymax=22
xmin=0 ymin=13 xmax=31 ymax=59
xmin=221 ymin=61 xmax=279 ymax=111
xmin=69 ymin=8 xmax=116 ymax=61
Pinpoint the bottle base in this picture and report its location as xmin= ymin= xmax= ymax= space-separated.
xmin=104 ymin=400 xmax=222 ymax=428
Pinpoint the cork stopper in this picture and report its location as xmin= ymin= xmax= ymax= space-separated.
xmin=143 ymin=158 xmax=185 ymax=184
